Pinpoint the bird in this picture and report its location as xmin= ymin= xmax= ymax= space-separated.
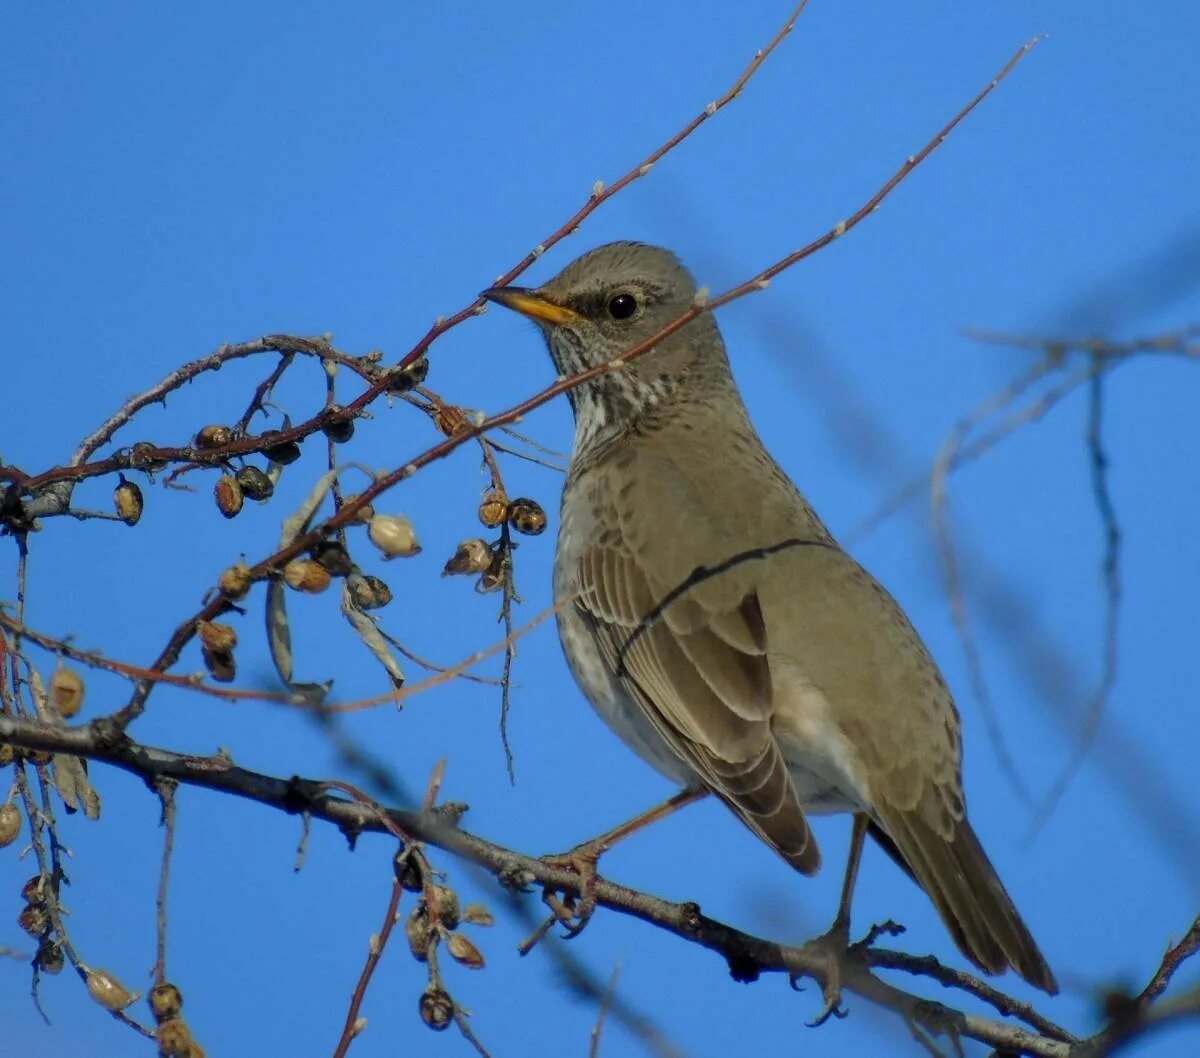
xmin=481 ymin=241 xmax=1057 ymax=994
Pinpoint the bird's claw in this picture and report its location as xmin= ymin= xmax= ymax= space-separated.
xmin=538 ymin=845 xmax=602 ymax=937
xmin=805 ymin=915 xmax=852 ymax=1028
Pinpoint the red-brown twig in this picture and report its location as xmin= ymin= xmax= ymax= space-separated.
xmin=331 ymin=880 xmax=405 ymax=1058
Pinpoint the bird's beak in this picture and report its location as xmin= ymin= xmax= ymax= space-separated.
xmin=480 ymin=286 xmax=580 ymax=326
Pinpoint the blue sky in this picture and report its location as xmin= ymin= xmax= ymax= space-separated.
xmin=3 ymin=3 xmax=1198 ymax=1056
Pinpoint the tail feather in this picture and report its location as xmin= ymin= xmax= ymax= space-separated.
xmin=880 ymin=810 xmax=1058 ymax=994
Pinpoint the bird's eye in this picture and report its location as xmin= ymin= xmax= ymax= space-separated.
xmin=607 ymin=292 xmax=638 ymax=320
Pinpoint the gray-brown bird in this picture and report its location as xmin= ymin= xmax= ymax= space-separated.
xmin=482 ymin=242 xmax=1056 ymax=994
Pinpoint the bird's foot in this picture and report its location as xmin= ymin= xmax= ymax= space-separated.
xmin=537 ymin=842 xmax=604 ymax=937
xmin=804 ymin=914 xmax=852 ymax=1028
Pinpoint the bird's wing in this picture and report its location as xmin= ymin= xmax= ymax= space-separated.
xmin=567 ymin=452 xmax=819 ymax=874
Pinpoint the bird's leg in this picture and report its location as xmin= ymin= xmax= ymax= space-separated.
xmin=541 ymin=787 xmax=708 ymax=936
xmin=806 ymin=812 xmax=869 ymax=1027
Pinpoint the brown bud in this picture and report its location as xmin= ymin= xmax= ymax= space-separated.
xmin=201 ymin=647 xmax=236 ymax=684
xmin=368 ymin=514 xmax=421 ymax=559
xmin=36 ymin=938 xmax=64 ymax=974
xmin=149 ymin=981 xmax=184 ymax=1021
xmin=283 ymin=559 xmax=332 ymax=594
xmin=405 ymin=906 xmax=432 ymax=962
xmin=214 ymin=474 xmax=244 ymax=519
xmin=322 ymin=408 xmax=355 ymax=444
xmin=342 ymin=493 xmax=375 ymax=525
xmin=18 ymin=903 xmax=49 ymax=937
xmin=442 ymin=539 xmax=491 ymax=577
xmin=197 ymin=620 xmax=237 ymax=654
xmin=0 ymin=803 xmax=21 ymax=846
xmin=508 ymin=497 xmax=547 ymax=536
xmin=428 ymin=884 xmax=460 ymax=930
xmin=260 ymin=430 xmax=302 ymax=465
xmin=235 ymin=465 xmax=274 ymax=501
xmin=86 ymin=967 xmax=136 ymax=1011
xmin=129 ymin=441 xmax=168 ymax=472
xmin=418 ymin=986 xmax=454 ymax=1031
xmin=477 ymin=489 xmax=508 ymax=528
xmin=445 ymin=931 xmax=485 ymax=970
xmin=113 ymin=476 xmax=143 ymax=526
xmin=347 ymin=573 xmax=392 ymax=610
xmin=461 ymin=903 xmax=495 ymax=927
xmin=156 ymin=1016 xmax=193 ymax=1056
xmin=194 ymin=425 xmax=233 ymax=450
xmin=49 ymin=664 xmax=85 ymax=719
xmin=385 ymin=357 xmax=428 ymax=393
xmin=312 ymin=540 xmax=353 ymax=577
xmin=218 ymin=559 xmax=253 ymax=599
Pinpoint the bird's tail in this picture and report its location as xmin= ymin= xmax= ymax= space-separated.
xmin=881 ymin=810 xmax=1058 ymax=994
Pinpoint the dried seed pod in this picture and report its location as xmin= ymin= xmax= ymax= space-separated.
xmin=36 ymin=938 xmax=64 ymax=974
xmin=194 ymin=425 xmax=233 ymax=450
xmin=21 ymin=874 xmax=46 ymax=905
xmin=312 ymin=540 xmax=353 ymax=577
xmin=322 ymin=409 xmax=355 ymax=444
xmin=156 ymin=1016 xmax=194 ymax=1056
xmin=427 ymin=884 xmax=460 ymax=930
xmin=201 ymin=647 xmax=236 ymax=683
xmin=18 ymin=903 xmax=49 ymax=937
xmin=214 ymin=474 xmax=244 ymax=519
xmin=508 ymin=497 xmax=547 ymax=536
xmin=0 ymin=743 xmax=13 ymax=766
xmin=347 ymin=573 xmax=392 ymax=610
xmin=86 ymin=967 xmax=136 ymax=1011
xmin=405 ymin=906 xmax=432 ymax=962
xmin=283 ymin=558 xmax=332 ymax=594
xmin=434 ymin=405 xmax=468 ymax=437
xmin=260 ymin=430 xmax=302 ymax=466
xmin=218 ymin=559 xmax=252 ymax=599
xmin=385 ymin=356 xmax=429 ymax=393
xmin=442 ymin=539 xmax=491 ymax=577
xmin=368 ymin=514 xmax=421 ymax=559
xmin=445 ymin=931 xmax=485 ymax=970
xmin=393 ymin=848 xmax=423 ymax=892
xmin=129 ymin=441 xmax=168 ymax=472
xmin=341 ymin=493 xmax=375 ymax=524
xmin=113 ymin=476 xmax=143 ymax=526
xmin=149 ymin=981 xmax=184 ymax=1021
xmin=477 ymin=489 xmax=508 ymax=528
xmin=461 ymin=902 xmax=494 ymax=927
xmin=235 ymin=465 xmax=274 ymax=501
xmin=49 ymin=664 xmax=85 ymax=719
xmin=475 ymin=551 xmax=507 ymax=594
xmin=418 ymin=986 xmax=454 ymax=1032
xmin=197 ymin=620 xmax=237 ymax=654
xmin=0 ymin=803 xmax=21 ymax=846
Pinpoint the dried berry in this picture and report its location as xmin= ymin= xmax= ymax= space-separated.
xmin=218 ymin=559 xmax=253 ymax=599
xmin=312 ymin=540 xmax=353 ymax=577
xmin=368 ymin=514 xmax=421 ymax=559
xmin=442 ymin=539 xmax=491 ymax=577
xmin=445 ymin=931 xmax=485 ymax=969
xmin=405 ymin=906 xmax=432 ymax=962
xmin=235 ymin=465 xmax=274 ymax=501
xmin=461 ymin=903 xmax=494 ymax=927
xmin=342 ymin=493 xmax=375 ymax=525
xmin=385 ymin=357 xmax=428 ymax=393
xmin=36 ymin=938 xmax=64 ymax=974
xmin=214 ymin=475 xmax=244 ymax=519
xmin=49 ymin=664 xmax=85 ymax=719
xmin=418 ymin=986 xmax=454 ymax=1031
xmin=197 ymin=620 xmax=237 ymax=654
xmin=260 ymin=430 xmax=301 ymax=465
xmin=322 ymin=409 xmax=355 ymax=444
xmin=201 ymin=647 xmax=236 ymax=684
xmin=194 ymin=425 xmax=233 ymax=450
xmin=477 ymin=489 xmax=508 ymax=528
xmin=283 ymin=558 xmax=332 ymax=594
xmin=113 ymin=476 xmax=143 ymax=526
xmin=347 ymin=573 xmax=392 ymax=610
xmin=17 ymin=903 xmax=48 ymax=937
xmin=86 ymin=968 xmax=136 ymax=1011
xmin=508 ymin=497 xmax=547 ymax=536
xmin=0 ymin=803 xmax=21 ymax=846
xmin=149 ymin=982 xmax=184 ymax=1021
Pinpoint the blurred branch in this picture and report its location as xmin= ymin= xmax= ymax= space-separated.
xmin=5 ymin=714 xmax=1196 ymax=1057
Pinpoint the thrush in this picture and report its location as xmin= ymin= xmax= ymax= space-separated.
xmin=482 ymin=242 xmax=1057 ymax=994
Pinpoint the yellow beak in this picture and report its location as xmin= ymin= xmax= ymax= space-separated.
xmin=480 ymin=286 xmax=580 ymax=326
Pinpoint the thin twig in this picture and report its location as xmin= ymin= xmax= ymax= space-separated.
xmin=152 ymin=779 xmax=178 ymax=985
xmin=331 ymin=880 xmax=404 ymax=1058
